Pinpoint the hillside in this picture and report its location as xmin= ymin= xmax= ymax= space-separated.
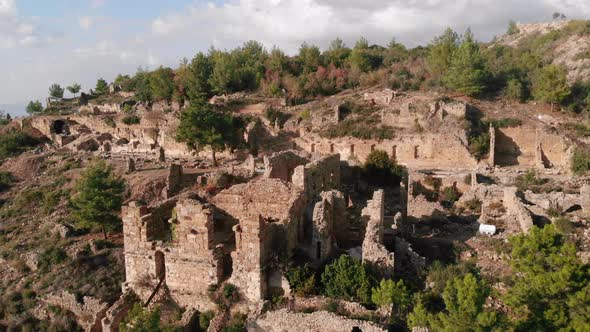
xmin=1 ymin=19 xmax=590 ymax=332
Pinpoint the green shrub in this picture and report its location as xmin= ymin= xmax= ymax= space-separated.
xmin=485 ymin=117 xmax=523 ymax=128
xmin=469 ymin=133 xmax=490 ymax=160
xmin=122 ymin=115 xmax=140 ymax=125
xmin=0 ymin=130 xmax=40 ymax=160
xmin=553 ymin=217 xmax=574 ymax=234
xmin=363 ymin=150 xmax=403 ymax=186
xmin=223 ymin=312 xmax=247 ymax=332
xmin=104 ymin=117 xmax=116 ymax=128
xmin=441 ymin=186 xmax=461 ymax=207
xmin=321 ymin=255 xmax=375 ymax=304
xmin=426 ymin=261 xmax=478 ymax=295
xmin=286 ymin=265 xmax=316 ymax=297
xmin=199 ymin=310 xmax=215 ymax=330
xmin=38 ymin=247 xmax=68 ymax=272
xmin=514 ymin=169 xmax=547 ymax=191
xmin=299 ymin=109 xmax=311 ymax=120
xmin=504 ymin=79 xmax=526 ymax=102
xmin=571 ymin=149 xmax=590 ymax=176
xmin=0 ymin=172 xmax=14 ymax=192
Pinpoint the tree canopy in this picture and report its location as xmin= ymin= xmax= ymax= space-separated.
xmin=26 ymin=100 xmax=43 ymax=114
xmin=320 ymin=255 xmax=374 ymax=304
xmin=71 ymin=161 xmax=125 ymax=239
xmin=48 ymin=83 xmax=64 ymax=99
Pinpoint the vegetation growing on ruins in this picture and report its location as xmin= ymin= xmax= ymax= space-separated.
xmin=363 ymin=150 xmax=404 ymax=186
xmin=321 ymin=255 xmax=375 ymax=304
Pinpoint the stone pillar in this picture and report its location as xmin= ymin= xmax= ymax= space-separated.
xmin=488 ymin=126 xmax=496 ymax=167
xmin=333 ymin=104 xmax=341 ymax=123
xmin=581 ymin=183 xmax=590 ymax=213
xmin=534 ymin=129 xmax=545 ymax=169
xmin=471 ymin=170 xmax=478 ymax=189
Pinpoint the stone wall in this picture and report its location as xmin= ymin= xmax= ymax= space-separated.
xmin=308 ymin=190 xmax=346 ymax=261
xmin=45 ymin=291 xmax=108 ymax=332
xmin=122 ymin=197 xmax=222 ymax=310
xmin=292 ymin=154 xmax=341 ymax=203
xmin=503 ymin=187 xmax=534 ymax=233
xmin=263 ymin=150 xmax=310 ymax=182
xmin=361 ymin=190 xmax=394 ymax=277
xmin=295 ymin=133 xmax=477 ymax=169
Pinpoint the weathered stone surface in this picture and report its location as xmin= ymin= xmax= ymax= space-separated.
xmin=45 ymin=291 xmax=108 ymax=332
xmin=249 ymin=309 xmax=386 ymax=332
xmin=362 ymin=190 xmax=394 ymax=277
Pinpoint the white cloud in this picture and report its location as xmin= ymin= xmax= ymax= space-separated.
xmin=79 ymin=16 xmax=93 ymax=30
xmin=0 ymin=0 xmax=16 ymax=17
xmin=149 ymin=0 xmax=590 ymax=52
xmin=90 ymin=0 xmax=108 ymax=9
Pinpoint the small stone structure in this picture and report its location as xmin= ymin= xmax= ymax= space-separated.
xmin=361 ymin=190 xmax=394 ymax=277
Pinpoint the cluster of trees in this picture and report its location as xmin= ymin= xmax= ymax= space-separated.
xmin=285 ymin=223 xmax=589 ymax=330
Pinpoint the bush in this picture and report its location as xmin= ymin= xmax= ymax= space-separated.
xmin=38 ymin=247 xmax=68 ymax=272
xmin=286 ymin=265 xmax=316 ymax=297
xmin=199 ymin=310 xmax=215 ymax=330
xmin=427 ymin=261 xmax=478 ymax=295
xmin=363 ymin=150 xmax=403 ymax=186
xmin=553 ymin=217 xmax=574 ymax=234
xmin=441 ymin=186 xmax=461 ymax=207
xmin=223 ymin=312 xmax=247 ymax=332
xmin=103 ymin=117 xmax=116 ymax=128
xmin=122 ymin=115 xmax=141 ymax=125
xmin=514 ymin=169 xmax=547 ymax=191
xmin=0 ymin=172 xmax=14 ymax=192
xmin=321 ymin=255 xmax=374 ymax=304
xmin=0 ymin=130 xmax=40 ymax=161
xmin=504 ymin=78 xmax=526 ymax=102
xmin=468 ymin=132 xmax=490 ymax=160
xmin=571 ymin=149 xmax=590 ymax=176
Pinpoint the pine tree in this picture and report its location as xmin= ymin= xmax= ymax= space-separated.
xmin=71 ymin=161 xmax=125 ymax=239
xmin=532 ymin=65 xmax=570 ymax=111
xmin=443 ymin=29 xmax=490 ymax=96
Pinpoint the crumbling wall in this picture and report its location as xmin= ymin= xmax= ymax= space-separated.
xmin=228 ymin=215 xmax=269 ymax=303
xmin=212 ymin=178 xmax=306 ymax=259
xmin=295 ymin=133 xmax=476 ymax=169
xmin=394 ymin=238 xmax=426 ymax=277
xmin=101 ymin=291 xmax=137 ymax=332
xmin=263 ymin=150 xmax=310 ymax=182
xmin=503 ymin=187 xmax=534 ymax=233
xmin=122 ymin=198 xmax=221 ymax=310
xmin=45 ymin=291 xmax=108 ymax=332
xmin=292 ymin=154 xmax=341 ymax=202
xmin=361 ymin=190 xmax=394 ymax=277
xmin=309 ymin=191 xmax=346 ymax=261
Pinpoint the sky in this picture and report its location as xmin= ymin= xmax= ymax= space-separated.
xmin=1 ymin=0 xmax=590 ymax=116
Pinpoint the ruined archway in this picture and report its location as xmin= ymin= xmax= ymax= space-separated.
xmin=52 ymin=120 xmax=69 ymax=135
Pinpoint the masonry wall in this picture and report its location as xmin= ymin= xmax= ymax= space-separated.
xmin=295 ymin=133 xmax=477 ymax=169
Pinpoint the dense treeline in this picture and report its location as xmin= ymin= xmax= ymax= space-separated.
xmin=96 ymin=20 xmax=590 ymax=113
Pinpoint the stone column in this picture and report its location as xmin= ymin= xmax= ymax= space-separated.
xmin=488 ymin=126 xmax=496 ymax=167
xmin=534 ymin=128 xmax=545 ymax=169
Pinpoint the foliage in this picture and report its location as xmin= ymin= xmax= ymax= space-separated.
xmin=532 ymin=65 xmax=570 ymax=108
xmin=443 ymin=30 xmax=490 ymax=96
xmin=321 ymin=255 xmax=374 ymax=304
xmin=485 ymin=117 xmax=523 ymax=128
xmin=150 ymin=67 xmax=175 ymax=101
xmin=122 ymin=115 xmax=141 ymax=125
xmin=371 ymin=279 xmax=412 ymax=317
xmin=507 ymin=20 xmax=520 ymax=35
xmin=286 ymin=265 xmax=316 ymax=297
xmin=427 ymin=261 xmax=478 ymax=295
xmin=70 ymin=160 xmax=125 ymax=239
xmin=26 ymin=100 xmax=44 ymax=114
xmin=199 ymin=310 xmax=215 ymax=330
xmin=441 ymin=186 xmax=461 ymax=207
xmin=120 ymin=304 xmax=162 ymax=332
xmin=223 ymin=312 xmax=247 ymax=332
xmin=428 ymin=28 xmax=459 ymax=77
xmin=134 ymin=69 xmax=153 ymax=103
xmin=104 ymin=117 xmax=116 ymax=128
xmin=363 ymin=149 xmax=403 ymax=186
xmin=514 ymin=169 xmax=547 ymax=191
xmin=468 ymin=132 xmax=490 ymax=160
xmin=38 ymin=247 xmax=68 ymax=272
xmin=48 ymin=83 xmax=64 ymax=99
xmin=0 ymin=130 xmax=40 ymax=160
xmin=176 ymin=101 xmax=238 ymax=165
xmin=429 ymin=273 xmax=503 ymax=332
xmin=553 ymin=217 xmax=574 ymax=234
xmin=506 ymin=225 xmax=590 ymax=330
xmin=504 ymin=78 xmax=526 ymax=102
xmin=571 ymin=148 xmax=590 ymax=176
xmin=67 ymin=83 xmax=82 ymax=97
xmin=95 ymin=78 xmax=109 ymax=95
xmin=0 ymin=172 xmax=14 ymax=192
